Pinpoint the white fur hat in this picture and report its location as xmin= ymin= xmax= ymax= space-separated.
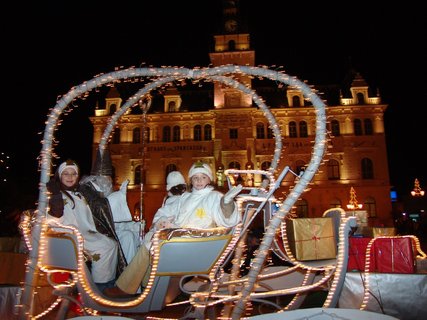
xmin=58 ymin=160 xmax=79 ymax=176
xmin=188 ymin=161 xmax=213 ymax=181
xmin=166 ymin=171 xmax=186 ymax=191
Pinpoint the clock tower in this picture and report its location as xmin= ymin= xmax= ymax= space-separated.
xmin=209 ymin=0 xmax=255 ymax=109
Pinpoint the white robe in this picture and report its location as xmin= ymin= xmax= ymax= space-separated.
xmin=107 ymin=187 xmax=142 ymax=265
xmin=143 ymin=194 xmax=183 ymax=250
xmin=48 ymin=191 xmax=118 ymax=284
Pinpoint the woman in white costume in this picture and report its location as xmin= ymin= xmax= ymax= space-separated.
xmin=47 ymin=160 xmax=124 ymax=290
xmin=104 ymin=161 xmax=243 ymax=297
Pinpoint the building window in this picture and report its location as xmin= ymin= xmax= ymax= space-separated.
xmin=331 ymin=120 xmax=340 ymax=137
xmin=112 ymin=127 xmax=120 ymax=144
xmin=228 ymin=161 xmax=242 ymax=185
xmin=228 ymin=161 xmax=241 ymax=169
xmin=132 ymin=127 xmax=141 ymax=144
xmin=364 ymin=118 xmax=373 ymax=135
xmin=361 ymin=158 xmax=374 ymax=179
xmin=299 ymin=121 xmax=308 ymax=137
xmin=143 ymin=127 xmax=150 ymax=143
xmin=204 ymin=124 xmax=212 ymax=141
xmin=162 ymin=126 xmax=171 ymax=142
xmin=134 ymin=165 xmax=142 ymax=185
xmin=364 ymin=197 xmax=376 ymax=218
xmin=356 ymin=92 xmax=364 ymax=105
xmin=194 ymin=125 xmax=202 ymax=141
xmin=256 ymin=123 xmax=265 ymax=139
xmin=168 ymin=101 xmax=176 ymax=112
xmin=293 ymin=96 xmax=301 ymax=107
xmin=173 ymin=125 xmax=180 ymax=142
xmin=267 ymin=127 xmax=274 ymax=139
xmin=327 ymin=159 xmax=340 ymax=180
xmin=229 ymin=128 xmax=238 ymax=139
xmin=295 ymin=198 xmax=309 ymax=217
xmin=109 ymin=104 xmax=117 ymax=115
xmin=289 ymin=121 xmax=297 ymax=138
xmin=261 ymin=161 xmax=271 ymax=171
xmin=353 ymin=119 xmax=363 ymax=136
xmin=165 ymin=164 xmax=178 ymax=179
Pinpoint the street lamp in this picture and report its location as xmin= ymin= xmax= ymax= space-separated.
xmin=411 ymin=178 xmax=425 ymax=197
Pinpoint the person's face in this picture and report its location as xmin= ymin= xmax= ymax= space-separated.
xmin=61 ymin=168 xmax=79 ymax=188
xmin=191 ymin=173 xmax=210 ymax=190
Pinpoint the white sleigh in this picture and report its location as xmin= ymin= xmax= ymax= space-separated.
xmin=18 ymin=65 xmax=354 ymax=319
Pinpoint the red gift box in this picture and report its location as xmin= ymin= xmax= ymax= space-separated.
xmin=370 ymin=237 xmax=416 ymax=274
xmin=347 ymin=237 xmax=373 ymax=271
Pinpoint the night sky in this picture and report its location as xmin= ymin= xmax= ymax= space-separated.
xmin=2 ymin=1 xmax=426 ymax=207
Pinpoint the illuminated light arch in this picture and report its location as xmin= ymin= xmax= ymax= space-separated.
xmin=19 ymin=65 xmax=327 ymax=318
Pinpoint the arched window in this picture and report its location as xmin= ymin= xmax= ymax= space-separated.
xmin=132 ymin=127 xmax=141 ymax=144
xmin=228 ymin=161 xmax=241 ymax=169
xmin=292 ymin=96 xmax=301 ymax=107
xmin=364 ymin=197 xmax=376 ymax=218
xmin=165 ymin=164 xmax=178 ymax=180
xmin=327 ymin=159 xmax=340 ymax=180
xmin=361 ymin=158 xmax=374 ymax=179
xmin=204 ymin=124 xmax=212 ymax=141
xmin=353 ymin=119 xmax=363 ymax=136
xmin=163 ymin=126 xmax=171 ymax=142
xmin=109 ymin=104 xmax=117 ymax=115
xmin=299 ymin=121 xmax=308 ymax=137
xmin=295 ymin=198 xmax=309 ymax=217
xmin=256 ymin=123 xmax=265 ymax=139
xmin=289 ymin=121 xmax=297 ymax=138
xmin=364 ymin=118 xmax=373 ymax=135
xmin=112 ymin=127 xmax=120 ymax=144
xmin=331 ymin=120 xmax=340 ymax=137
xmin=173 ymin=125 xmax=180 ymax=142
xmin=194 ymin=125 xmax=202 ymax=141
xmin=356 ymin=92 xmax=364 ymax=105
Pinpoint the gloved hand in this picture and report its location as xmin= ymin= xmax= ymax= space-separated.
xmin=49 ymin=193 xmax=64 ymax=218
xmin=119 ymin=179 xmax=129 ymax=193
xmin=223 ymin=184 xmax=243 ymax=204
xmin=155 ymin=217 xmax=177 ymax=230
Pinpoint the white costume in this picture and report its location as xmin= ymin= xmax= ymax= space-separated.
xmin=107 ymin=181 xmax=142 ymax=265
xmin=84 ymin=176 xmax=141 ymax=265
xmin=159 ymin=186 xmax=240 ymax=229
xmin=143 ymin=193 xmax=184 ymax=250
xmin=113 ymin=163 xmax=242 ymax=294
xmin=48 ymin=191 xmax=118 ymax=284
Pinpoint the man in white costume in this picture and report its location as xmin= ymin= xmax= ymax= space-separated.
xmin=81 ymin=148 xmax=142 ymax=265
xmin=104 ymin=161 xmax=243 ymax=297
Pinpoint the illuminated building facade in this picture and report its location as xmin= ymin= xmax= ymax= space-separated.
xmin=89 ymin=1 xmax=392 ymax=227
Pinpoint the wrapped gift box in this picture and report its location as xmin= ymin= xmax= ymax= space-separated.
xmin=372 ymin=227 xmax=396 ymax=237
xmin=286 ymin=217 xmax=336 ymax=261
xmin=347 ymin=236 xmax=373 ymax=271
xmin=0 ymin=252 xmax=27 ymax=285
xmin=371 ymin=237 xmax=416 ymax=273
